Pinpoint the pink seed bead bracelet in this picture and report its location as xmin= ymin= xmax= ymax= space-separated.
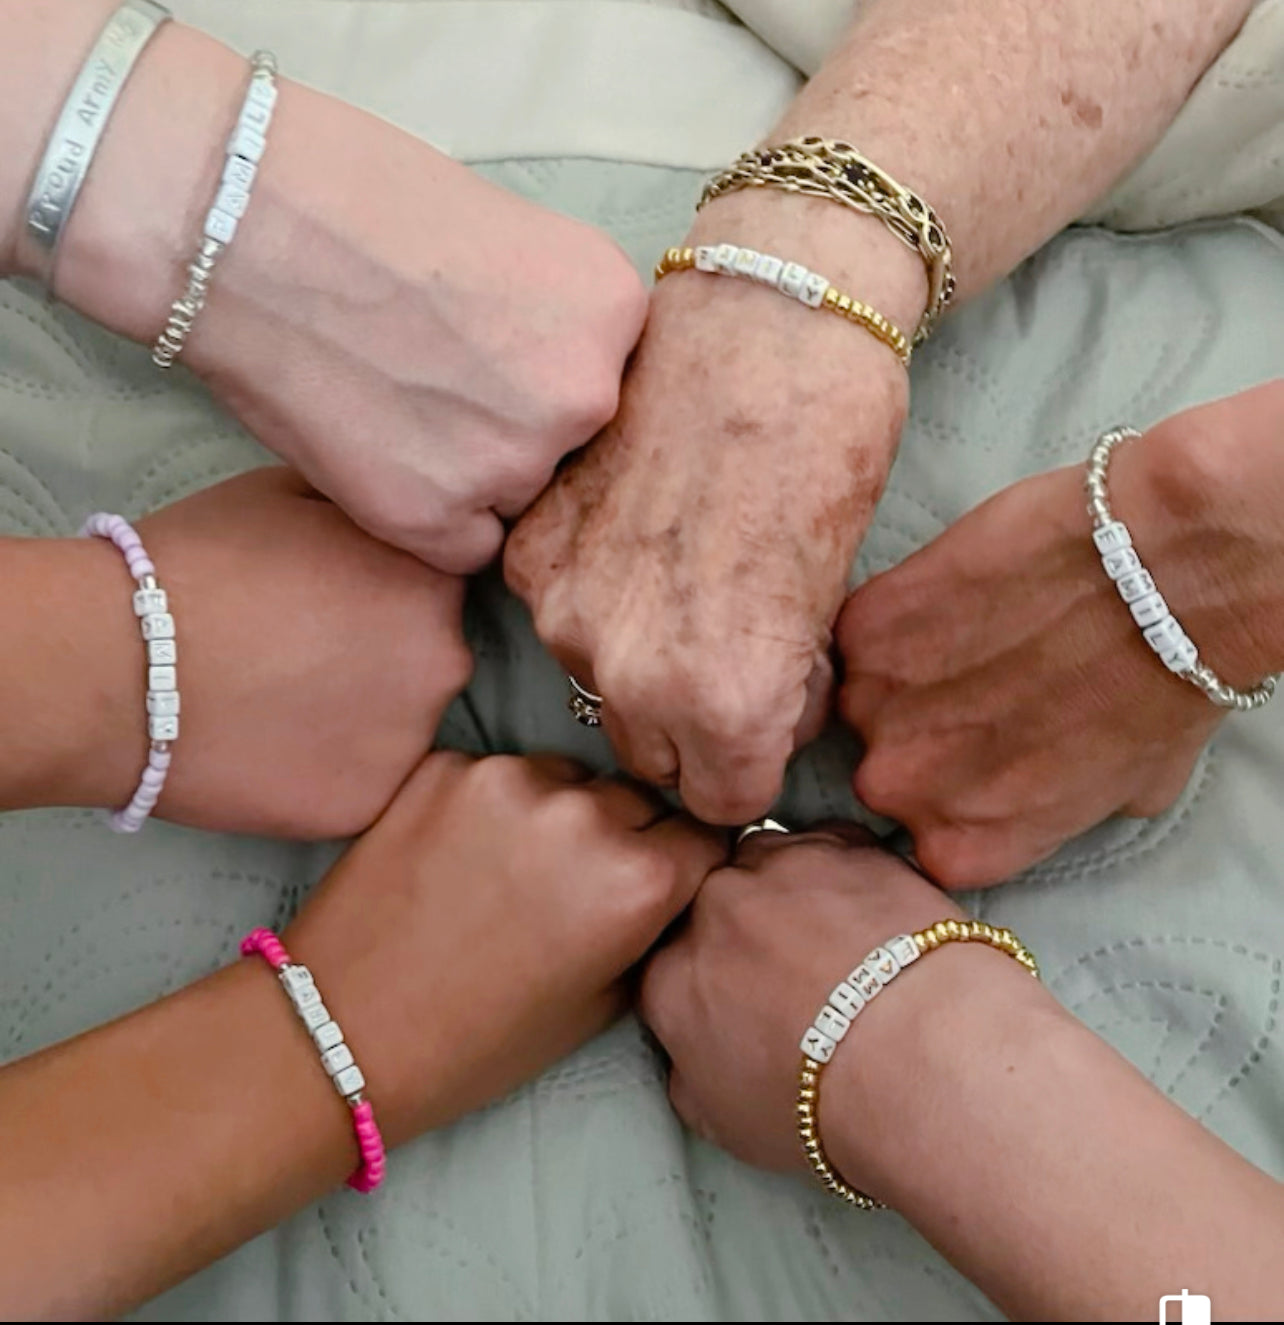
xmin=80 ymin=512 xmax=178 ymax=833
xmin=240 ymin=928 xmax=387 ymax=1193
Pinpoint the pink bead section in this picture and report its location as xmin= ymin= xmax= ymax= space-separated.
xmin=239 ymin=927 xmax=387 ymax=1194
xmin=80 ymin=512 xmax=172 ymax=833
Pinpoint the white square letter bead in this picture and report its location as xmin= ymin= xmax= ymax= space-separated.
xmin=227 ymin=122 xmax=266 ymax=164
xmin=146 ymin=690 xmax=180 ymax=717
xmin=779 ymin=263 xmax=808 ymax=297
xmin=240 ymin=100 xmax=271 ymax=132
xmin=815 ymin=1005 xmax=851 ymax=1043
xmin=1130 ymin=592 xmax=1169 ymax=629
xmin=828 ymin=981 xmax=865 ymax=1019
xmin=312 ymin=1019 xmax=343 ymax=1051
xmin=223 ymin=155 xmax=257 ymax=191
xmin=204 ymin=206 xmax=238 ymax=245
xmin=214 ymin=182 xmax=251 ymax=220
xmin=863 ymin=947 xmax=901 ymax=986
xmin=800 ymin=1025 xmax=837 ymax=1063
xmin=1092 ymin=522 xmax=1132 ymax=556
xmin=246 ymin=78 xmax=278 ymax=112
xmin=1162 ymin=636 xmax=1198 ymax=674
xmin=1143 ymin=615 xmax=1185 ymax=655
xmin=713 ymin=243 xmax=739 ymax=273
xmin=849 ymin=963 xmax=882 ymax=1001
xmin=1117 ymin=570 xmax=1157 ymax=604
xmin=281 ymin=964 xmax=315 ymax=995
xmin=299 ymin=1001 xmax=331 ymax=1031
xmin=132 ymin=587 xmax=167 ymax=616
xmin=753 ymin=253 xmax=784 ymax=285
xmin=886 ymin=934 xmax=921 ymax=969
xmin=334 ymin=1064 xmax=366 ymax=1098
xmin=694 ymin=245 xmax=717 ymax=273
xmin=1102 ymin=547 xmax=1141 ymax=581
xmin=732 ymin=247 xmax=759 ymax=276
xmin=147 ymin=638 xmax=177 ymax=666
xmin=292 ymin=983 xmax=322 ymax=1011
xmin=321 ymin=1043 xmax=355 ymax=1076
xmin=148 ymin=665 xmax=176 ymax=692
xmin=148 ymin=715 xmax=179 ymax=742
xmin=801 ymin=272 xmax=829 ymax=308
xmin=141 ymin=612 xmax=175 ymax=641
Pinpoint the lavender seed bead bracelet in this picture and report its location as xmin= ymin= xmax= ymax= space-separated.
xmin=81 ymin=513 xmax=179 ymax=832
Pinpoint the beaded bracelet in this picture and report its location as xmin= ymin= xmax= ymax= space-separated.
xmin=240 ymin=928 xmax=387 ymax=1193
xmin=655 ymin=243 xmax=911 ymax=368
xmin=1086 ymin=427 xmax=1277 ymax=712
xmin=798 ymin=919 xmax=1040 ymax=1208
xmin=81 ymin=513 xmax=178 ymax=833
xmin=152 ymin=50 xmax=279 ymax=369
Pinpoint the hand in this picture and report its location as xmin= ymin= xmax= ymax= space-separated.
xmin=284 ymin=752 xmax=726 ymax=1143
xmin=837 ymin=382 xmax=1284 ymax=888
xmin=505 ymin=194 xmax=921 ymax=825
xmin=101 ymin=468 xmax=471 ymax=838
xmin=639 ymin=825 xmax=985 ymax=1179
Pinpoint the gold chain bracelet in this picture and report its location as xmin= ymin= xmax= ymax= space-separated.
xmin=798 ymin=919 xmax=1040 ymax=1208
xmin=701 ymin=138 xmax=955 ymax=347
xmin=655 ymin=244 xmax=912 ymax=369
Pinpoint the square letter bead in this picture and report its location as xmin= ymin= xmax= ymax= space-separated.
xmin=815 ymin=1005 xmax=851 ymax=1043
xmin=148 ymin=715 xmax=179 ymax=742
xmin=732 ymin=247 xmax=759 ymax=276
xmin=240 ymin=100 xmax=271 ymax=132
xmin=321 ymin=1043 xmax=355 ymax=1076
xmin=312 ymin=1019 xmax=344 ymax=1050
xmin=132 ymin=587 xmax=167 ymax=616
xmin=753 ymin=253 xmax=784 ymax=285
xmin=334 ymin=1064 xmax=366 ymax=1098
xmin=148 ymin=665 xmax=176 ymax=692
xmin=801 ymin=271 xmax=829 ymax=308
xmin=1143 ymin=615 xmax=1185 ymax=655
xmin=141 ymin=612 xmax=175 ymax=641
xmin=828 ymin=981 xmax=864 ymax=1019
xmin=1162 ymin=636 xmax=1198 ymax=673
xmin=204 ymin=206 xmax=238 ymax=245
xmin=849 ymin=963 xmax=882 ymax=1001
xmin=147 ymin=638 xmax=177 ymax=666
xmin=214 ymin=182 xmax=251 ymax=220
xmin=1102 ymin=547 xmax=1141 ymax=581
xmin=1092 ymin=522 xmax=1132 ymax=556
xmin=694 ymin=245 xmax=717 ymax=272
xmin=1117 ymin=570 xmax=1157 ymax=604
xmin=281 ymin=964 xmax=315 ymax=995
xmin=1129 ymin=592 xmax=1169 ymax=629
xmin=223 ymin=155 xmax=257 ymax=191
xmin=800 ymin=1026 xmax=837 ymax=1063
xmin=863 ymin=947 xmax=901 ymax=986
xmin=713 ymin=243 xmax=739 ymax=273
xmin=886 ymin=934 xmax=920 ymax=968
xmin=246 ymin=77 xmax=278 ymax=112
xmin=779 ymin=263 xmax=808 ymax=297
xmin=227 ymin=122 xmax=266 ymax=164
xmin=292 ymin=983 xmax=322 ymax=1011
xmin=147 ymin=690 xmax=180 ymax=717
xmin=300 ymin=1001 xmax=331 ymax=1031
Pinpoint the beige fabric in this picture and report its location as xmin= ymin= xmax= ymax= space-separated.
xmin=171 ymin=0 xmax=1284 ymax=231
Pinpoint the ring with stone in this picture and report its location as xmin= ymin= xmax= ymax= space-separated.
xmin=736 ymin=818 xmax=791 ymax=846
xmin=567 ymin=675 xmax=604 ymax=727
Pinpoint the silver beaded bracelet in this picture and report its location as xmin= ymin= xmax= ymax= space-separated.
xmin=151 ymin=50 xmax=278 ymax=368
xmin=1086 ymin=426 xmax=1277 ymax=712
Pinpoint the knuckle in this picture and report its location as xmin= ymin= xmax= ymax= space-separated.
xmin=851 ymin=753 xmax=908 ymax=819
xmin=914 ymin=829 xmax=998 ymax=891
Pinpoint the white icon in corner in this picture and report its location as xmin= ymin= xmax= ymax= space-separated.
xmin=1159 ymin=1289 xmax=1211 ymax=1324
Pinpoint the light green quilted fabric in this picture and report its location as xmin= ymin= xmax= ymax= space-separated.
xmin=2 ymin=157 xmax=1283 ymax=1321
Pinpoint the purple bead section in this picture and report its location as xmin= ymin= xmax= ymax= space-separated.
xmin=81 ymin=512 xmax=175 ymax=835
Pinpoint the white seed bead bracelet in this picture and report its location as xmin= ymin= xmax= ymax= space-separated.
xmin=152 ymin=50 xmax=278 ymax=369
xmin=1086 ymin=427 xmax=1277 ymax=712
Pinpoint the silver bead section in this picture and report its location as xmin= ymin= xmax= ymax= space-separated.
xmin=1085 ymin=426 xmax=1277 ymax=712
xmin=152 ymin=51 xmax=277 ymax=369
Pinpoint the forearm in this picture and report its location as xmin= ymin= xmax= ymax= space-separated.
xmin=0 ymin=537 xmax=141 ymax=810
xmin=826 ymin=949 xmax=1284 ymax=1320
xmin=0 ymin=960 xmax=354 ymax=1320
